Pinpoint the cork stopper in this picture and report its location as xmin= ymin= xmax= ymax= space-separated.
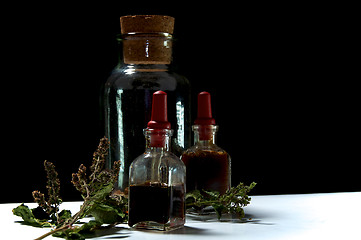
xmin=120 ymin=15 xmax=174 ymax=34
xmin=120 ymin=15 xmax=174 ymax=65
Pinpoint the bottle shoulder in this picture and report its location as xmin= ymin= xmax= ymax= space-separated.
xmin=105 ymin=66 xmax=189 ymax=91
xmin=129 ymin=150 xmax=186 ymax=186
xmin=131 ymin=151 xmax=185 ymax=169
xmin=182 ymin=143 xmax=227 ymax=155
xmin=181 ymin=144 xmax=231 ymax=164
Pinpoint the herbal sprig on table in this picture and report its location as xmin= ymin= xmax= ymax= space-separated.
xmin=186 ymin=182 xmax=257 ymax=220
xmin=12 ymin=137 xmax=255 ymax=240
xmin=13 ymin=138 xmax=125 ymax=240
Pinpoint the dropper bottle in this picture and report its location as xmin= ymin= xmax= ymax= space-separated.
xmin=181 ymin=92 xmax=231 ymax=196
xmin=128 ymin=91 xmax=186 ymax=231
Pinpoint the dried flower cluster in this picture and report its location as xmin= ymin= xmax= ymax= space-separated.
xmin=71 ymin=137 xmax=120 ymax=200
xmin=32 ymin=160 xmax=62 ymax=221
xmin=13 ymin=137 xmax=123 ymax=240
xmin=90 ymin=137 xmax=109 ymax=181
xmin=71 ymin=164 xmax=88 ymax=196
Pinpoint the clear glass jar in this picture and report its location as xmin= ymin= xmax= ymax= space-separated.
xmin=103 ymin=15 xmax=191 ymax=191
xmin=181 ymin=125 xmax=231 ymax=195
xmin=128 ymin=128 xmax=186 ymax=231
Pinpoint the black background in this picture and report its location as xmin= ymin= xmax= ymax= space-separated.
xmin=2 ymin=2 xmax=359 ymax=203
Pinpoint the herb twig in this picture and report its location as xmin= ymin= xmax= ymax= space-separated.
xmin=31 ymin=160 xmax=62 ymax=224
xmin=186 ymin=182 xmax=257 ymax=219
xmin=27 ymin=137 xmax=122 ymax=240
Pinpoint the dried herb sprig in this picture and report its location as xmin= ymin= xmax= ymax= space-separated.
xmin=71 ymin=164 xmax=87 ymax=196
xmin=29 ymin=137 xmax=122 ymax=240
xmin=90 ymin=137 xmax=109 ymax=182
xmin=186 ymin=182 xmax=257 ymax=220
xmin=32 ymin=160 xmax=62 ymax=223
xmin=71 ymin=138 xmax=120 ymax=202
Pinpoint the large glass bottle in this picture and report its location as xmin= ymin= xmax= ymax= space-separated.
xmin=103 ymin=15 xmax=191 ymax=191
xmin=128 ymin=91 xmax=186 ymax=231
xmin=181 ymin=92 xmax=231 ymax=195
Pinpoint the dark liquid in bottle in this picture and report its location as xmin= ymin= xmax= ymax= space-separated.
xmin=128 ymin=182 xmax=185 ymax=228
xmin=181 ymin=150 xmax=230 ymax=194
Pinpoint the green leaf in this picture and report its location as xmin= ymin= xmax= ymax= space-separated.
xmin=202 ymin=190 xmax=220 ymax=199
xmin=212 ymin=203 xmax=226 ymax=220
xmin=185 ymin=190 xmax=203 ymax=206
xmin=12 ymin=204 xmax=52 ymax=227
xmin=57 ymin=209 xmax=72 ymax=226
xmin=59 ymin=209 xmax=72 ymax=220
xmin=90 ymin=183 xmax=113 ymax=201
xmin=78 ymin=220 xmax=102 ymax=232
xmin=52 ymin=220 xmax=102 ymax=240
xmin=53 ymin=230 xmax=85 ymax=240
xmin=64 ymin=232 xmax=84 ymax=240
xmin=31 ymin=206 xmax=50 ymax=220
xmin=88 ymin=202 xmax=125 ymax=224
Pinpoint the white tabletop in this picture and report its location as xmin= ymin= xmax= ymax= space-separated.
xmin=1 ymin=192 xmax=360 ymax=240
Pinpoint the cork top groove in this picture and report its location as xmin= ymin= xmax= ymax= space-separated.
xmin=120 ymin=15 xmax=175 ymax=35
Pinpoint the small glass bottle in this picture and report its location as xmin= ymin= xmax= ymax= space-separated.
xmin=103 ymin=15 xmax=191 ymax=192
xmin=128 ymin=91 xmax=186 ymax=231
xmin=181 ymin=92 xmax=231 ymax=196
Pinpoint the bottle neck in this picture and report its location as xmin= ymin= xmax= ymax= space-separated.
xmin=144 ymin=128 xmax=173 ymax=152
xmin=192 ymin=125 xmax=218 ymax=145
xmin=120 ymin=33 xmax=173 ymax=65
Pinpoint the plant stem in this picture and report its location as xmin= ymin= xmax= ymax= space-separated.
xmin=34 ymin=198 xmax=91 ymax=240
xmin=34 ymin=225 xmax=69 ymax=240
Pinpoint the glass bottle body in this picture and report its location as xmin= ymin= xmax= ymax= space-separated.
xmin=103 ymin=34 xmax=191 ymax=191
xmin=181 ymin=125 xmax=231 ymax=195
xmin=128 ymin=129 xmax=186 ymax=231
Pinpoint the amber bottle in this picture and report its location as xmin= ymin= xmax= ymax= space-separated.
xmin=181 ymin=92 xmax=231 ymax=195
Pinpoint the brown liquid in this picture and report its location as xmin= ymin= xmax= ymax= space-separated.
xmin=181 ymin=150 xmax=230 ymax=194
xmin=128 ymin=182 xmax=185 ymax=228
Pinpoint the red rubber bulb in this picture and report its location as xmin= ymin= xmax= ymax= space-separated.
xmin=147 ymin=91 xmax=171 ymax=129
xmin=194 ymin=91 xmax=216 ymax=125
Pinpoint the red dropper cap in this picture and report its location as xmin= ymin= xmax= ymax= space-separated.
xmin=147 ymin=91 xmax=171 ymax=130
xmin=194 ymin=92 xmax=216 ymax=141
xmin=194 ymin=91 xmax=216 ymax=125
xmin=147 ymin=91 xmax=171 ymax=147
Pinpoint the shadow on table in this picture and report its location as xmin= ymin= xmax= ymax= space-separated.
xmin=164 ymin=226 xmax=216 ymax=235
xmin=83 ymin=226 xmax=131 ymax=239
xmin=132 ymin=225 xmax=216 ymax=236
xmin=186 ymin=212 xmax=275 ymax=225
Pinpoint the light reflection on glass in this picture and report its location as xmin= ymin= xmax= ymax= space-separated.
xmin=116 ymin=89 xmax=125 ymax=187
xmin=145 ymin=40 xmax=149 ymax=58
xmin=176 ymin=100 xmax=185 ymax=148
xmin=124 ymin=65 xmax=135 ymax=75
